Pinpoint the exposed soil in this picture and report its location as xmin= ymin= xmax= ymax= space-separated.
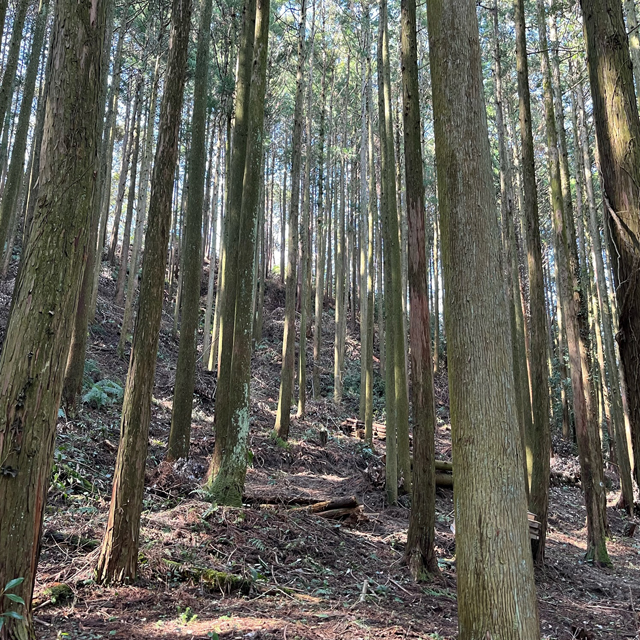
xmin=3 ymin=265 xmax=639 ymax=640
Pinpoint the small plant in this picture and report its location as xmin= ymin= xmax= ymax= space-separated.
xmin=178 ymin=606 xmax=198 ymax=625
xmin=0 ymin=577 xmax=25 ymax=631
xmin=269 ymin=431 xmax=291 ymax=451
xmin=82 ymin=379 xmax=124 ymax=409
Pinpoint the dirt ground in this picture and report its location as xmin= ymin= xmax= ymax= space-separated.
xmin=3 ymin=266 xmax=640 ymax=640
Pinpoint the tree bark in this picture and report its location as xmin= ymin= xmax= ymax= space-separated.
xmin=581 ymin=0 xmax=640 ymax=493
xmin=167 ymin=0 xmax=214 ymax=461
xmin=96 ymin=0 xmax=192 ymax=583
xmin=427 ymin=0 xmax=541 ymax=635
xmin=206 ymin=0 xmax=270 ymax=503
xmin=0 ymin=0 xmax=107 ymax=632
xmin=275 ymin=0 xmax=306 ymax=440
xmin=401 ymin=0 xmax=438 ymax=580
xmin=538 ymin=0 xmax=610 ymax=566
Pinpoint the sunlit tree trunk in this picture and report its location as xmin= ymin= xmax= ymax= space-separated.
xmin=537 ymin=0 xmax=609 ymax=566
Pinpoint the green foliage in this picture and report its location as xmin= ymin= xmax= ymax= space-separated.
xmin=0 ymin=577 xmax=24 ymax=631
xmin=269 ymin=431 xmax=291 ymax=451
xmin=51 ymin=448 xmax=93 ymax=498
xmin=81 ymin=379 xmax=124 ymax=409
xmin=177 ymin=606 xmax=198 ymax=625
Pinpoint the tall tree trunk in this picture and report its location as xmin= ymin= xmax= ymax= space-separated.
xmin=574 ymin=78 xmax=635 ymax=513
xmin=114 ymin=86 xmax=143 ymax=306
xmin=514 ymin=0 xmax=555 ymax=565
xmin=379 ymin=0 xmax=410 ymax=498
xmin=364 ymin=53 xmax=376 ymax=441
xmin=0 ymin=0 xmax=29 ymax=142
xmin=118 ymin=56 xmax=162 ymax=356
xmin=0 ymin=0 xmax=49 ymax=254
xmin=492 ymin=0 xmax=532 ymax=500
xmin=206 ymin=0 xmax=270 ymax=503
xmin=401 ymin=0 xmax=438 ymax=580
xmin=275 ymin=0 xmax=306 ymax=440
xmin=581 ymin=0 xmax=640 ymax=492
xmin=358 ymin=20 xmax=369 ymax=422
xmin=167 ymin=0 xmax=214 ymax=461
xmin=427 ymin=0 xmax=540 ymax=635
xmin=96 ymin=0 xmax=192 ymax=583
xmin=298 ymin=2 xmax=315 ymax=418
xmin=90 ymin=17 xmax=127 ymax=322
xmin=537 ymin=0 xmax=610 ymax=566
xmin=0 ymin=0 xmax=107 ymax=632
xmin=312 ymin=32 xmax=327 ymax=400
xmin=60 ymin=3 xmax=116 ymax=410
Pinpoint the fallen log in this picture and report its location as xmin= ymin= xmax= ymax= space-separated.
xmin=435 ymin=460 xmax=453 ymax=472
xmin=316 ymin=505 xmax=365 ymax=520
xmin=307 ymin=496 xmax=359 ymax=513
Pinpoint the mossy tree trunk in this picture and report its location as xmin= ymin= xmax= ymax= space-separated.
xmin=167 ymin=0 xmax=214 ymax=461
xmin=96 ymin=0 xmax=192 ymax=583
xmin=205 ymin=0 xmax=270 ymax=504
xmin=401 ymin=0 xmax=438 ymax=580
xmin=0 ymin=0 xmax=108 ymax=632
xmin=427 ymin=0 xmax=541 ymax=635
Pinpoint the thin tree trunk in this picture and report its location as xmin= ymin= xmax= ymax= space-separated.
xmin=0 ymin=0 xmax=30 ymax=141
xmin=298 ymin=3 xmax=315 ymax=417
xmin=401 ymin=0 xmax=438 ymax=580
xmin=379 ymin=0 xmax=410 ymax=497
xmin=96 ymin=0 xmax=192 ymax=583
xmin=0 ymin=0 xmax=49 ymax=255
xmin=275 ymin=0 xmax=306 ymax=440
xmin=167 ymin=0 xmax=214 ymax=461
xmin=90 ymin=17 xmax=127 ymax=322
xmin=514 ymin=0 xmax=556 ymax=565
xmin=118 ymin=56 xmax=161 ymax=356
xmin=114 ymin=86 xmax=143 ymax=306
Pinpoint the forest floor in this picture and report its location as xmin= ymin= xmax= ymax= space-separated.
xmin=3 ymin=265 xmax=640 ymax=640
